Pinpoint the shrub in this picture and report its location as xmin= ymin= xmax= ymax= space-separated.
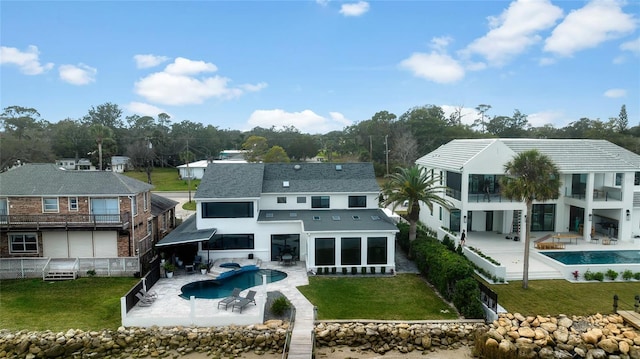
xmin=361 ymin=267 xmax=366 ymax=274
xmin=622 ymin=270 xmax=633 ymax=280
xmin=351 ymin=267 xmax=357 ymax=275
xmin=331 ymin=267 xmax=337 ymax=275
xmin=442 ymin=235 xmax=456 ymax=252
xmin=452 ymin=277 xmax=485 ymax=318
xmin=380 ymin=267 xmax=386 ymax=274
xmin=324 ymin=267 xmax=330 ymax=275
xmin=605 ymin=269 xmax=618 ymax=281
xmin=634 ymin=272 xmax=640 ymax=280
xmin=86 ymin=269 xmax=96 ymax=277
xmin=342 ymin=268 xmax=347 ymax=275
xmin=584 ymin=270 xmax=595 ymax=281
xmin=370 ymin=267 xmax=376 ymax=274
xmin=593 ymin=272 xmax=604 ymax=282
xmin=270 ymin=296 xmax=291 ymax=316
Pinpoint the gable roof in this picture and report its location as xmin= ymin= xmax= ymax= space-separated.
xmin=416 ymin=139 xmax=640 ymax=173
xmin=0 ymin=163 xmax=153 ymax=196
xmin=151 ymin=193 xmax=179 ymax=216
xmin=195 ymin=163 xmax=265 ymax=199
xmin=262 ymin=163 xmax=380 ymax=193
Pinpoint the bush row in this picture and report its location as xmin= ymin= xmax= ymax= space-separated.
xmin=397 ymin=223 xmax=484 ymax=319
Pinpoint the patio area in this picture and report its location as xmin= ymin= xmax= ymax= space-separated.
xmin=462 ymin=231 xmax=639 ymax=281
xmin=121 ymin=260 xmax=311 ymax=327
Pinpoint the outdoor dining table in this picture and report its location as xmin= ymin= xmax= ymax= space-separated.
xmin=281 ymin=253 xmax=293 ymax=266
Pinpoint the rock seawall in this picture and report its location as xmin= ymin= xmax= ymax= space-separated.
xmin=0 ymin=320 xmax=288 ymax=358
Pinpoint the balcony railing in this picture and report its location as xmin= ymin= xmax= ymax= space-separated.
xmin=0 ymin=212 xmax=130 ymax=230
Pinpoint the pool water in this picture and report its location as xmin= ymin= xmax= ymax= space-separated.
xmin=180 ymin=268 xmax=287 ymax=299
xmin=541 ymin=250 xmax=640 ymax=265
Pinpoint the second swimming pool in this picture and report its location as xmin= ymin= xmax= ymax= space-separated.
xmin=180 ymin=268 xmax=287 ymax=299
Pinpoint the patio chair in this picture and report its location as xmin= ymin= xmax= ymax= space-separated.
xmin=244 ymin=290 xmax=257 ymax=305
xmin=217 ymin=287 xmax=242 ymax=310
xmin=141 ymin=288 xmax=158 ymax=299
xmin=136 ymin=292 xmax=155 ymax=305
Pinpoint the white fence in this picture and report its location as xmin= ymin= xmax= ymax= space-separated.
xmin=0 ymin=257 xmax=140 ymax=279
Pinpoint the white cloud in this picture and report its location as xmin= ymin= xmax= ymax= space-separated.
xmin=620 ymin=37 xmax=640 ymax=55
xmin=463 ymin=0 xmax=563 ymax=66
xmin=59 ymin=63 xmax=97 ymax=85
xmin=528 ymin=110 xmax=567 ymax=127
xmin=247 ymin=109 xmax=352 ymax=134
xmin=538 ymin=57 xmax=557 ymax=66
xmin=316 ymin=0 xmax=329 ymax=6
xmin=544 ymin=0 xmax=637 ymax=57
xmin=0 ymin=45 xmax=54 ymax=75
xmin=604 ymin=88 xmax=626 ymax=98
xmin=399 ymin=52 xmax=465 ymax=84
xmin=134 ymin=54 xmax=170 ymax=69
xmin=126 ymin=102 xmax=169 ymax=117
xmin=339 ymin=1 xmax=369 ymax=17
xmin=134 ymin=57 xmax=266 ymax=106
xmin=430 ymin=36 xmax=453 ymax=52
xmin=440 ymin=105 xmax=481 ymax=126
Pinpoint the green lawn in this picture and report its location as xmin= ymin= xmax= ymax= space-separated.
xmin=123 ymin=167 xmax=200 ymax=192
xmin=298 ymin=274 xmax=459 ymax=320
xmin=486 ymin=279 xmax=638 ymax=316
xmin=0 ymin=277 xmax=138 ymax=331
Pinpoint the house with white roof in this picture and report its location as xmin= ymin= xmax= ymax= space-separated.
xmin=416 ymin=139 xmax=640 ymax=245
xmin=158 ymin=162 xmax=399 ymax=273
xmin=177 ymin=150 xmax=248 ymax=180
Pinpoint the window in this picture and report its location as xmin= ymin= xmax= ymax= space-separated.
xmin=132 ymin=196 xmax=138 ymax=216
xmin=90 ymin=198 xmax=119 ymax=222
xmin=277 ymin=197 xmax=287 ymax=204
xmin=616 ymin=173 xmax=623 ymax=186
xmin=315 ymin=238 xmax=335 ymax=265
xmin=147 ymin=219 xmax=152 ymax=235
xmin=205 ymin=234 xmax=254 ymax=250
xmin=297 ymin=196 xmax=306 ymax=204
xmin=439 ymin=207 xmax=442 ymax=220
xmin=143 ymin=192 xmax=149 ymax=211
xmin=202 ymin=202 xmax=254 ymax=218
xmin=69 ymin=197 xmax=78 ymax=211
xmin=42 ymin=198 xmax=59 ymax=212
xmin=0 ymin=198 xmax=7 ymax=216
xmin=348 ymin=196 xmax=366 ymax=208
xmin=367 ymin=237 xmax=387 ymax=264
xmin=341 ymin=237 xmax=361 ymax=265
xmin=9 ymin=233 xmax=38 ymax=254
xmin=311 ymin=196 xmax=330 ymax=209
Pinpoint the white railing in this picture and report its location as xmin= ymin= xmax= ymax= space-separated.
xmin=0 ymin=257 xmax=139 ymax=279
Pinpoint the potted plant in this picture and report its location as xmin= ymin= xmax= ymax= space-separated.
xmin=163 ymin=262 xmax=176 ymax=278
xmin=199 ymin=263 xmax=208 ymax=275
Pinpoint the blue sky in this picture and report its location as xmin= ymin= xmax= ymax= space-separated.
xmin=1 ymin=0 xmax=639 ymax=134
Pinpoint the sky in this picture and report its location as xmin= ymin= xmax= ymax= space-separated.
xmin=1 ymin=0 xmax=639 ymax=135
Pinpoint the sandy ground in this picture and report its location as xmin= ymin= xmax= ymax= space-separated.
xmin=138 ymin=346 xmax=476 ymax=358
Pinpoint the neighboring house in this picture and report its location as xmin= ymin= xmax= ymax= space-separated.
xmin=177 ymin=152 xmax=248 ymax=180
xmin=111 ymin=156 xmax=130 ymax=173
xmin=158 ymin=162 xmax=399 ymax=273
xmin=0 ymin=164 xmax=176 ymax=266
xmin=56 ymin=158 xmax=95 ymax=171
xmin=416 ymin=138 xmax=640 ymax=245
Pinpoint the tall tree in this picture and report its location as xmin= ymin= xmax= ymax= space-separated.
xmin=263 ymin=146 xmax=290 ymax=162
xmin=474 ymin=104 xmax=492 ymax=133
xmin=616 ymin=104 xmax=628 ymax=133
xmin=0 ymin=106 xmax=53 ymax=169
xmin=242 ymin=135 xmax=269 ymax=162
xmin=89 ymin=124 xmax=114 ymax=170
xmin=382 ymin=165 xmax=451 ymax=242
xmin=500 ymin=150 xmax=560 ymax=289
xmin=82 ymin=102 xmax=124 ymax=128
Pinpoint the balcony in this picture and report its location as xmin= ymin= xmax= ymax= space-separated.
xmin=0 ymin=212 xmax=130 ymax=230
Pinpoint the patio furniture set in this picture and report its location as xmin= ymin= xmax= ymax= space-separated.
xmin=217 ymin=288 xmax=257 ymax=313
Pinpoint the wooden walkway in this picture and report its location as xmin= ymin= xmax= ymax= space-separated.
xmin=619 ymin=310 xmax=640 ymax=330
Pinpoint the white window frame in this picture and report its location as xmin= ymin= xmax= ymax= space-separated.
xmin=69 ymin=197 xmax=79 ymax=211
xmin=132 ymin=196 xmax=138 ymax=216
xmin=9 ymin=233 xmax=38 ymax=254
xmin=42 ymin=197 xmax=59 ymax=213
xmin=143 ymin=192 xmax=149 ymax=211
xmin=147 ymin=219 xmax=152 ymax=236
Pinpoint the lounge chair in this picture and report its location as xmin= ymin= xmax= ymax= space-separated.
xmin=231 ymin=290 xmax=257 ymax=313
xmin=135 ymin=292 xmax=155 ymax=305
xmin=244 ymin=290 xmax=257 ymax=305
xmin=141 ymin=288 xmax=158 ymax=299
xmin=217 ymin=287 xmax=242 ymax=310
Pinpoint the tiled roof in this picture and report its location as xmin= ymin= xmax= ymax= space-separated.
xmin=194 ymin=163 xmax=265 ymax=199
xmin=0 ymin=163 xmax=153 ymax=196
xmin=416 ymin=139 xmax=640 ymax=173
xmin=151 ymin=193 xmax=179 ymax=216
xmin=262 ymin=163 xmax=380 ymax=193
xmin=257 ymin=208 xmax=399 ymax=232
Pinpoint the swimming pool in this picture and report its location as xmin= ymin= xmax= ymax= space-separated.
xmin=541 ymin=250 xmax=640 ymax=265
xmin=180 ymin=268 xmax=287 ymax=299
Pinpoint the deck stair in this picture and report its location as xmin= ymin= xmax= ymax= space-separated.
xmin=43 ymin=259 xmax=78 ymax=281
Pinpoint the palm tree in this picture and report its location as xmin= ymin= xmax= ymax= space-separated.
xmin=89 ymin=124 xmax=113 ymax=171
xmin=382 ymin=165 xmax=451 ymax=242
xmin=500 ymin=149 xmax=560 ymax=289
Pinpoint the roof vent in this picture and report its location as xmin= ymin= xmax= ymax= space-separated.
xmin=294 ymin=164 xmax=301 ymax=170
xmin=289 ymin=212 xmax=297 ymax=217
xmin=313 ymin=216 xmax=321 ymax=221
xmin=352 ymin=215 xmax=360 ymax=220
xmin=332 ymin=215 xmax=341 ymax=221
xmin=335 ymin=164 xmax=342 ymax=171
xmin=266 ymin=213 xmax=274 ymax=218
xmin=371 ymin=215 xmax=380 ymax=221
xmin=283 ymin=181 xmax=290 ymax=188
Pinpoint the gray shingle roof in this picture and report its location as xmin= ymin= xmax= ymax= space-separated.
xmin=151 ymin=193 xmax=179 ymax=216
xmin=262 ymin=163 xmax=380 ymax=193
xmin=416 ymin=139 xmax=640 ymax=173
xmin=257 ymin=208 xmax=399 ymax=232
xmin=0 ymin=163 xmax=153 ymax=196
xmin=194 ymin=163 xmax=265 ymax=199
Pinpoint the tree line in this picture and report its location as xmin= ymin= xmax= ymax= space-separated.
xmin=0 ymin=102 xmax=636 ymax=175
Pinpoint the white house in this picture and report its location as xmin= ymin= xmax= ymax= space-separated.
xmin=177 ymin=151 xmax=248 ymax=180
xmin=56 ymin=158 xmax=95 ymax=171
xmin=158 ymin=162 xmax=399 ymax=273
xmin=416 ymin=138 xmax=640 ymax=245
xmin=110 ymin=156 xmax=130 ymax=173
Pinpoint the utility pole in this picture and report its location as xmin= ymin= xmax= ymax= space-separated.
xmin=385 ymin=135 xmax=389 ymax=175
xmin=186 ymin=139 xmax=191 ymax=204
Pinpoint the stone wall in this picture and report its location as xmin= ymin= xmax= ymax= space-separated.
xmin=483 ymin=313 xmax=640 ymax=358
xmin=314 ymin=320 xmax=487 ymax=354
xmin=0 ymin=320 xmax=288 ymax=359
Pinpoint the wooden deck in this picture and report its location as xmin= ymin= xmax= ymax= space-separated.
xmin=619 ymin=310 xmax=640 ymax=330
